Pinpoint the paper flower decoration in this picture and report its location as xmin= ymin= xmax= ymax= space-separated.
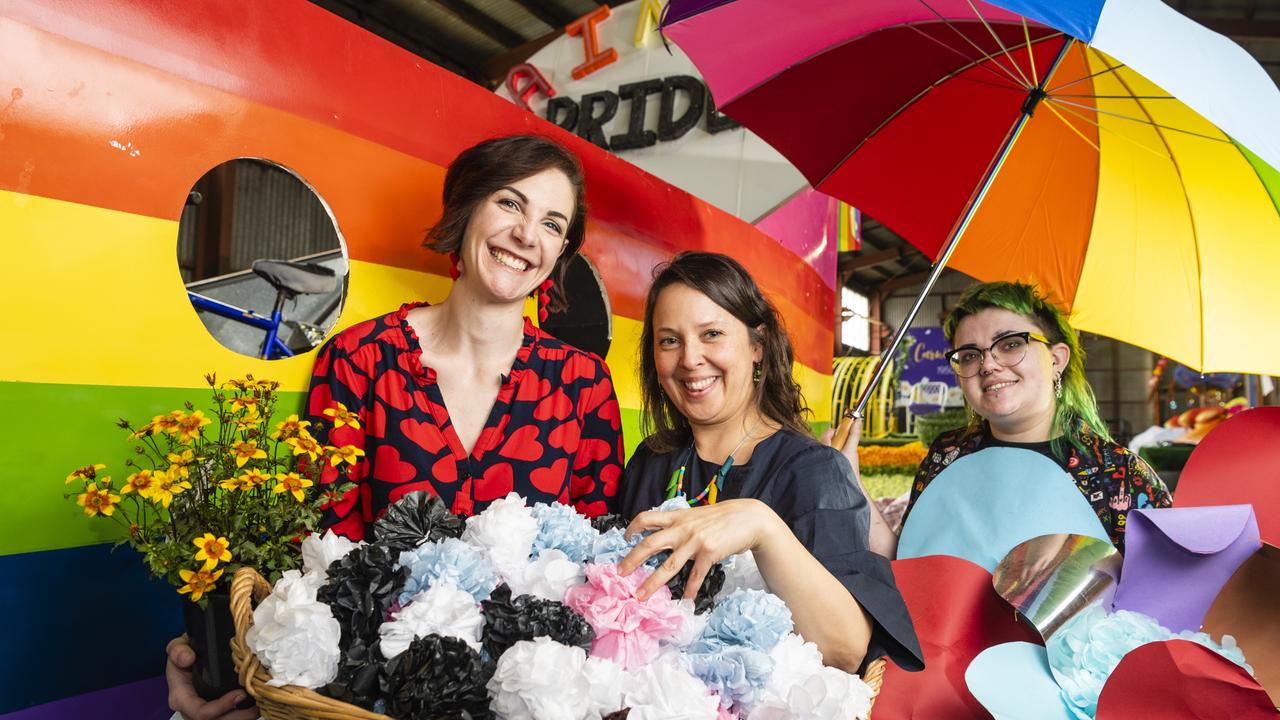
xmin=1048 ymin=605 xmax=1252 ymax=719
xmin=666 ymin=599 xmax=711 ymax=652
xmin=747 ymin=667 xmax=875 ymax=720
xmin=667 ymin=559 xmax=726 ymax=614
xmin=300 ymin=529 xmax=362 ymax=581
xmin=382 ymin=633 xmax=492 ymax=720
xmin=480 ymin=583 xmax=595 ymax=660
xmin=505 ymin=548 xmax=585 ymax=603
xmin=317 ymin=544 xmax=408 ymax=651
xmin=694 ymin=589 xmax=793 ymax=654
xmin=321 ymin=636 xmax=383 ymax=710
xmin=396 ymin=536 xmax=498 ymax=606
xmin=592 ymin=526 xmax=642 ymax=566
xmin=590 ymin=513 xmax=630 ymax=534
xmin=718 ymin=552 xmax=768 ymax=598
xmin=623 ymin=654 xmax=721 ymax=720
xmin=684 ymin=642 xmax=775 ymax=711
xmin=372 ymin=490 xmax=465 ymax=552
xmin=565 ymin=564 xmax=684 ymax=670
xmin=488 ymin=637 xmax=593 ymax=720
xmin=462 ymin=491 xmax=539 ymax=580
xmin=584 ymin=656 xmax=627 ymax=719
xmin=244 ymin=570 xmax=341 ymax=689
xmin=761 ymin=634 xmax=825 ymax=703
xmin=378 ymin=580 xmax=484 ymax=658
xmin=532 ymin=501 xmax=598 ymax=563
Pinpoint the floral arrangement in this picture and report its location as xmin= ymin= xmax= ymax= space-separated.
xmin=61 ymin=374 xmax=357 ymax=604
xmin=246 ymin=491 xmax=876 ymax=719
xmin=856 ymin=442 xmax=927 ymax=477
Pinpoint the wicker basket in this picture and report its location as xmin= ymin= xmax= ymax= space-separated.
xmin=231 ymin=566 xmax=887 ymax=719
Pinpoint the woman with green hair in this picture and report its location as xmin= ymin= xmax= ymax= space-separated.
xmin=840 ymin=281 xmax=1171 ymax=558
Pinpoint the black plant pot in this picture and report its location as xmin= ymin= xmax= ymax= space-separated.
xmin=183 ymin=592 xmax=243 ymax=701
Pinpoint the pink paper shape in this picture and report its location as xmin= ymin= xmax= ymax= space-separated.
xmin=1113 ymin=506 xmax=1260 ymax=632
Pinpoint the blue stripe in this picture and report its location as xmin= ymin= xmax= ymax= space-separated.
xmin=987 ymin=0 xmax=1107 ymax=42
xmin=0 ymin=544 xmax=182 ymax=713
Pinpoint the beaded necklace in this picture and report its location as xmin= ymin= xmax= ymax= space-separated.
xmin=664 ymin=422 xmax=759 ymax=506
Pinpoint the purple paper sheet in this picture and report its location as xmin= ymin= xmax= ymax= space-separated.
xmin=1113 ymin=505 xmax=1260 ymax=632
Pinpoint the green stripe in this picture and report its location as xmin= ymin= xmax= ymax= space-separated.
xmin=0 ymin=381 xmax=309 ymax=556
xmin=1234 ymin=138 xmax=1280 ymax=214
xmin=1 ymin=381 xmax=647 ymax=556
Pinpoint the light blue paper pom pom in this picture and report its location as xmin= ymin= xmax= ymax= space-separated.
xmin=1049 ymin=605 xmax=1254 ymax=720
xmin=683 ymin=643 xmax=774 ymax=711
xmin=530 ymin=502 xmax=598 ymax=563
xmin=693 ymin=589 xmax=793 ymax=653
xmin=395 ymin=537 xmax=497 ymax=606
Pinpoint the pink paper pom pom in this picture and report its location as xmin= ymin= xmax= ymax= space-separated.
xmin=564 ymin=563 xmax=684 ymax=670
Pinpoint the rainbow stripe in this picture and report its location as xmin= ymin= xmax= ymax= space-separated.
xmin=0 ymin=0 xmax=835 ymax=713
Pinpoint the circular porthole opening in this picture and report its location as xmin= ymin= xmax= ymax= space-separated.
xmin=176 ymin=159 xmax=348 ymax=360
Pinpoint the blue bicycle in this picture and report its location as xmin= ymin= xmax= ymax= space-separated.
xmin=187 ymin=259 xmax=339 ymax=359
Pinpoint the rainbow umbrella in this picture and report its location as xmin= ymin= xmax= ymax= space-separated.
xmin=661 ymin=0 xmax=1280 ymax=401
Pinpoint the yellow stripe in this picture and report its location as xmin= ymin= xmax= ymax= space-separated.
xmin=2 ymin=190 xmax=834 ymax=408
xmin=1069 ymin=53 xmax=1280 ymax=373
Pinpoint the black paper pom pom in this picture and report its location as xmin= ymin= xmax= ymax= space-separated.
xmin=318 ymin=544 xmax=409 ymax=651
xmin=373 ymin=491 xmax=465 ymax=553
xmin=602 ymin=709 xmax=631 ymax=720
xmin=666 ymin=561 xmax=726 ymax=615
xmin=381 ymin=633 xmax=493 ymax=720
xmin=320 ymin=637 xmax=385 ymax=710
xmin=589 ymin=513 xmax=629 ymax=534
xmin=480 ymin=584 xmax=594 ymax=659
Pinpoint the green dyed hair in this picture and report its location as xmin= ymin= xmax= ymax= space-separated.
xmin=942 ymin=281 xmax=1111 ymax=459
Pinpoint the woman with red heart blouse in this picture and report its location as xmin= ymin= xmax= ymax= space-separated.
xmin=305 ymin=135 xmax=625 ymax=541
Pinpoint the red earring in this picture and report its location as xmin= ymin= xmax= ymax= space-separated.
xmin=537 ymin=278 xmax=553 ymax=323
xmin=448 ymin=252 xmax=460 ymax=280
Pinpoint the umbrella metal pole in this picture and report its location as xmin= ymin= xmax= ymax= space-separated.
xmin=832 ymin=37 xmax=1075 ymax=447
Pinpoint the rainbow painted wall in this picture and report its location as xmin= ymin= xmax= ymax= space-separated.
xmin=0 ymin=0 xmax=833 ymax=714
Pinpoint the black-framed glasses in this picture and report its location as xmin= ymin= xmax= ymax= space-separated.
xmin=944 ymin=331 xmax=1052 ymax=378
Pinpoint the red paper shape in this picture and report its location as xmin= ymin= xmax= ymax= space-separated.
xmin=1096 ymin=640 xmax=1278 ymax=719
xmin=876 ymin=556 xmax=1042 ymax=719
xmin=1176 ymin=407 xmax=1280 ymax=546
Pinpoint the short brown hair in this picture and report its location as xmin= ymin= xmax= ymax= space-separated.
xmin=425 ymin=135 xmax=587 ymax=312
xmin=640 ymin=252 xmax=811 ymax=452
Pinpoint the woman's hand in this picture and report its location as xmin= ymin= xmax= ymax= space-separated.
xmin=820 ymin=414 xmax=863 ymax=481
xmin=617 ymin=499 xmax=784 ymax=601
xmin=166 ymin=636 xmax=258 ymax=720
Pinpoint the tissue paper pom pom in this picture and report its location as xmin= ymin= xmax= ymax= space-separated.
xmin=717 ymin=552 xmax=767 ymax=599
xmin=623 ymin=654 xmax=720 ymax=720
xmin=667 ymin=561 xmax=726 ymax=615
xmin=245 ymin=570 xmax=342 ymax=689
xmin=565 ymin=564 xmax=684 ymax=670
xmin=684 ymin=644 xmax=775 ymax=712
xmin=665 ymin=599 xmax=711 ymax=651
xmin=1049 ymin=606 xmax=1255 ymax=720
xmin=656 ymin=497 xmax=693 ymax=512
xmin=531 ymin=502 xmax=597 ymax=563
xmin=694 ymin=590 xmax=793 ymax=654
xmin=592 ymin=527 xmax=641 ymax=566
xmin=396 ymin=537 xmax=497 ymax=606
xmin=488 ymin=637 xmax=592 ymax=720
xmin=480 ymin=583 xmax=595 ymax=660
xmin=591 ymin=513 xmax=630 ymax=534
xmin=462 ymin=492 xmax=539 ymax=580
xmin=321 ymin=638 xmax=384 ymax=710
xmin=584 ymin=656 xmax=627 ymax=718
xmin=318 ymin=544 xmax=408 ymax=651
xmin=378 ymin=580 xmax=484 ymax=658
xmin=373 ymin=491 xmax=465 ymax=552
xmin=301 ymin=530 xmax=363 ymax=581
xmin=381 ymin=633 xmax=493 ymax=720
xmin=505 ymin=548 xmax=586 ymax=603
xmin=762 ymin=634 xmax=825 ymax=703
xmin=747 ymin=667 xmax=874 ymax=720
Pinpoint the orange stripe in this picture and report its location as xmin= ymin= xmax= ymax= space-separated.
xmin=951 ymin=45 xmax=1099 ymax=309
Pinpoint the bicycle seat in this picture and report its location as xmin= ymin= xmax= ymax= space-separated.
xmin=251 ymin=259 xmax=338 ymax=295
